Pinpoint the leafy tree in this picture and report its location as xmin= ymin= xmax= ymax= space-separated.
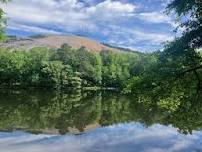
xmin=0 ymin=49 xmax=27 ymax=86
xmin=0 ymin=0 xmax=10 ymax=41
xmin=55 ymin=44 xmax=102 ymax=87
xmin=164 ymin=0 xmax=202 ymax=90
xmin=101 ymin=51 xmax=133 ymax=88
xmin=22 ymin=47 xmax=52 ymax=86
xmin=41 ymin=61 xmax=69 ymax=88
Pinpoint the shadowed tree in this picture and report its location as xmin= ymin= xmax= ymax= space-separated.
xmin=163 ymin=0 xmax=202 ymax=89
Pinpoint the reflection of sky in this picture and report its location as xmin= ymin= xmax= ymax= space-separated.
xmin=0 ymin=123 xmax=202 ymax=152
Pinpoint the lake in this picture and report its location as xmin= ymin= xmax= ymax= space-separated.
xmin=0 ymin=89 xmax=202 ymax=152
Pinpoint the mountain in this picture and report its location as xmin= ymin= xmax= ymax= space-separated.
xmin=0 ymin=35 xmax=120 ymax=52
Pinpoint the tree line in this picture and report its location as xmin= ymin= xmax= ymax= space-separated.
xmin=0 ymin=45 xmax=155 ymax=90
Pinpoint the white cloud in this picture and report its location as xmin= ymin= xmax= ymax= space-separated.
xmin=102 ymin=25 xmax=174 ymax=52
xmin=8 ymin=23 xmax=62 ymax=34
xmin=136 ymin=10 xmax=185 ymax=36
xmin=138 ymin=12 xmax=171 ymax=24
xmin=1 ymin=0 xmax=90 ymax=32
xmin=86 ymin=0 xmax=136 ymax=23
xmin=1 ymin=0 xmax=136 ymax=32
xmin=133 ymin=30 xmax=173 ymax=43
xmin=87 ymin=0 xmax=135 ymax=14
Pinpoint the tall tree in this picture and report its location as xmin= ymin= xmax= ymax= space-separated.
xmin=0 ymin=0 xmax=9 ymax=41
xmin=166 ymin=0 xmax=202 ymax=50
xmin=163 ymin=0 xmax=202 ymax=90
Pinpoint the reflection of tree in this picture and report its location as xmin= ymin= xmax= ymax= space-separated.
xmin=0 ymin=90 xmax=103 ymax=134
xmin=0 ymin=89 xmax=202 ymax=134
xmin=100 ymin=93 xmax=132 ymax=126
xmin=163 ymin=94 xmax=202 ymax=134
xmin=53 ymin=92 xmax=102 ymax=134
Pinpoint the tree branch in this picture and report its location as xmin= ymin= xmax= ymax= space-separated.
xmin=181 ymin=65 xmax=202 ymax=75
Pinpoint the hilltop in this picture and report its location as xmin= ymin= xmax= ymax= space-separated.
xmin=0 ymin=35 xmax=120 ymax=52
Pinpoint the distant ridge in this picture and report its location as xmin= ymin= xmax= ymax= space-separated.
xmin=102 ymin=43 xmax=139 ymax=53
xmin=0 ymin=35 xmax=121 ymax=52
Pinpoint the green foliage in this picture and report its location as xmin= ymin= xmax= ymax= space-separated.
xmin=165 ymin=0 xmax=202 ymax=84
xmin=54 ymin=45 xmax=102 ymax=86
xmin=0 ymin=0 xmax=10 ymax=41
xmin=0 ymin=49 xmax=27 ymax=86
xmin=0 ymin=45 xmax=148 ymax=90
xmin=41 ymin=61 xmax=70 ymax=88
xmin=157 ymin=90 xmax=183 ymax=113
xmin=123 ymin=0 xmax=202 ymax=110
xmin=166 ymin=0 xmax=202 ymax=49
xmin=101 ymin=51 xmax=141 ymax=88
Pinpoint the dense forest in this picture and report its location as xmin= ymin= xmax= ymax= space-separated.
xmin=0 ymin=45 xmax=155 ymax=89
xmin=0 ymin=0 xmax=201 ymax=107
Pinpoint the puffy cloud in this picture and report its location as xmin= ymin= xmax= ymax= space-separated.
xmin=1 ymin=0 xmax=136 ymax=31
xmin=87 ymin=0 xmax=135 ymax=15
xmin=100 ymin=25 xmax=174 ymax=52
xmin=2 ymin=0 xmax=90 ymax=32
xmin=137 ymin=12 xmax=171 ymax=24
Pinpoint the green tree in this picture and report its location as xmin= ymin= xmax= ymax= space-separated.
xmin=164 ymin=0 xmax=202 ymax=90
xmin=0 ymin=0 xmax=10 ymax=41
xmin=0 ymin=49 xmax=27 ymax=86
xmin=22 ymin=47 xmax=52 ymax=86
xmin=41 ymin=61 xmax=76 ymax=89
xmin=55 ymin=45 xmax=102 ymax=87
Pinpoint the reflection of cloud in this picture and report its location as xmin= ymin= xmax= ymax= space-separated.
xmin=0 ymin=123 xmax=202 ymax=152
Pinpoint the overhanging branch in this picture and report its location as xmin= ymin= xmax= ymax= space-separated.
xmin=181 ymin=65 xmax=202 ymax=75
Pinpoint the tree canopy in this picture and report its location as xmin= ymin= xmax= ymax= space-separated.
xmin=164 ymin=0 xmax=202 ymax=71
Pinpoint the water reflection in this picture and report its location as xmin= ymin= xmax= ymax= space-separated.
xmin=0 ymin=89 xmax=202 ymax=134
xmin=0 ymin=123 xmax=202 ymax=152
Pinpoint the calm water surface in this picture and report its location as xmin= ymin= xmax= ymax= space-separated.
xmin=0 ymin=89 xmax=202 ymax=152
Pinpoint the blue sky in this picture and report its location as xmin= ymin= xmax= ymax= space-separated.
xmin=1 ymin=0 xmax=179 ymax=52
